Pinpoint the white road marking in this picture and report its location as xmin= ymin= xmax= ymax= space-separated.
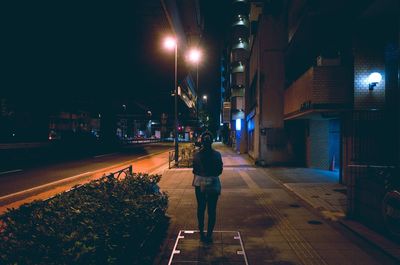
xmin=0 ymin=171 xmax=93 ymax=201
xmin=0 ymin=169 xmax=23 ymax=175
xmin=0 ymin=148 xmax=172 ymax=203
xmin=94 ymin=153 xmax=117 ymax=158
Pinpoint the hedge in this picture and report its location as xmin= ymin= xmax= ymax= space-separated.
xmin=0 ymin=172 xmax=169 ymax=265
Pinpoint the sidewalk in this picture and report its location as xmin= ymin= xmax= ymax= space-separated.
xmin=156 ymin=143 xmax=397 ymax=265
xmin=262 ymin=166 xmax=400 ymax=262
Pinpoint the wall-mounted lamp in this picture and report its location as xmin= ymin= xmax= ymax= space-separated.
xmin=236 ymin=119 xmax=241 ymax=131
xmin=368 ymin=72 xmax=382 ymax=90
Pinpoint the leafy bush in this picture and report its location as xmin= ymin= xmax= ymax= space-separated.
xmin=0 ymin=173 xmax=169 ymax=265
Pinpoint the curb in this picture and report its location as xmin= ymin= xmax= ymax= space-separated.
xmin=339 ymin=219 xmax=400 ymax=263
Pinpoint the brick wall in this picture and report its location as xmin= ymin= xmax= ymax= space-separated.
xmin=313 ymin=66 xmax=353 ymax=104
xmin=307 ymin=120 xmax=329 ymax=169
xmin=353 ymin=40 xmax=386 ymax=109
xmin=284 ymin=66 xmax=352 ymax=116
xmin=284 ymin=68 xmax=313 ymax=115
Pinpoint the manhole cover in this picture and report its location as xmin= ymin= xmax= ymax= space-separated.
xmin=308 ymin=220 xmax=323 ymax=225
xmin=333 ymin=188 xmax=347 ymax=195
xmin=289 ymin=204 xmax=300 ymax=208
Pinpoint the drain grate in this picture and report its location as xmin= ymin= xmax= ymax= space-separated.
xmin=289 ymin=204 xmax=300 ymax=208
xmin=333 ymin=188 xmax=347 ymax=195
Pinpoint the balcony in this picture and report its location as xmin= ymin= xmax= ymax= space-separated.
xmin=231 ymin=62 xmax=245 ymax=73
xmin=232 ymin=38 xmax=249 ymax=51
xmin=284 ymin=66 xmax=352 ymax=119
xmin=232 ymin=15 xmax=249 ymax=27
xmin=231 ymin=72 xmax=245 ymax=88
xmin=231 ymin=96 xmax=244 ymax=111
xmin=232 ymin=15 xmax=249 ymax=40
xmin=231 ymin=87 xmax=244 ymax=97
xmin=231 ymin=48 xmax=248 ymax=62
xmin=232 ymin=0 xmax=249 ymax=15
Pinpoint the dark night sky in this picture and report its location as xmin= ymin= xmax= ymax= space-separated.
xmin=1 ymin=0 xmax=231 ymax=121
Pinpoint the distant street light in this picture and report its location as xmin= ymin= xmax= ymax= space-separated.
xmin=163 ymin=36 xmax=179 ymax=163
xmin=188 ymin=48 xmax=202 ymax=64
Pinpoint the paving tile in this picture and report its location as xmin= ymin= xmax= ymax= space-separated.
xmin=156 ymin=144 xmax=396 ymax=265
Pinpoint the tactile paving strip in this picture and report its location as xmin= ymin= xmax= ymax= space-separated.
xmin=239 ymin=170 xmax=328 ymax=265
xmin=168 ymin=230 xmax=249 ymax=265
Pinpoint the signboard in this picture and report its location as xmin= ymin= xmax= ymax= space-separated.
xmin=222 ymin=102 xmax=231 ymax=123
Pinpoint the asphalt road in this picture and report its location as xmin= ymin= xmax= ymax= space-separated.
xmin=0 ymin=143 xmax=173 ymax=197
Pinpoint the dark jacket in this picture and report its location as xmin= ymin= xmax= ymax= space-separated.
xmin=192 ymin=148 xmax=223 ymax=177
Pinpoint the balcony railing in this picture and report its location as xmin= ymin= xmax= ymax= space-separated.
xmin=231 ymin=48 xmax=248 ymax=62
xmin=231 ymin=62 xmax=245 ymax=73
xmin=232 ymin=0 xmax=249 ymax=15
xmin=231 ymin=72 xmax=245 ymax=87
xmin=232 ymin=15 xmax=249 ymax=28
xmin=231 ymin=87 xmax=245 ymax=97
xmin=232 ymin=38 xmax=249 ymax=51
xmin=231 ymin=96 xmax=244 ymax=112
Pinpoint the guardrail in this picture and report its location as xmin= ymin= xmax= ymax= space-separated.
xmin=48 ymin=165 xmax=134 ymax=200
xmin=0 ymin=142 xmax=50 ymax=150
xmin=122 ymin=138 xmax=161 ymax=145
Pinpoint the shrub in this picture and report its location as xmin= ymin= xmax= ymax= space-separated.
xmin=0 ymin=173 xmax=169 ymax=265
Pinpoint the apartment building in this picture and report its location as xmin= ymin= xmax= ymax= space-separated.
xmin=223 ymin=0 xmax=399 ymax=236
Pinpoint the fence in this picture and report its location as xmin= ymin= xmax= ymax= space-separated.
xmin=46 ymin=165 xmax=133 ymax=201
xmin=122 ymin=138 xmax=161 ymax=145
xmin=347 ymin=164 xmax=399 ymax=238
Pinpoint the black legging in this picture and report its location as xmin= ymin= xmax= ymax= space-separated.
xmin=195 ymin=186 xmax=219 ymax=236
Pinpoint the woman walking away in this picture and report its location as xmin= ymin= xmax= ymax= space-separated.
xmin=192 ymin=132 xmax=223 ymax=243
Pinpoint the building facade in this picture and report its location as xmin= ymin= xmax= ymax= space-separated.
xmin=222 ymin=0 xmax=399 ymax=237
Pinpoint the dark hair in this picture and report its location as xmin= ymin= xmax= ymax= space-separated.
xmin=201 ymin=131 xmax=213 ymax=149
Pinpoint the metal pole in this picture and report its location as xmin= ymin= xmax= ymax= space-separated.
xmin=196 ymin=63 xmax=199 ymax=125
xmin=174 ymin=44 xmax=179 ymax=163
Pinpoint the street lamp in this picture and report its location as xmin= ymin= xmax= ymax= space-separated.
xmin=187 ymin=48 xmax=203 ymax=125
xmin=163 ymin=36 xmax=179 ymax=163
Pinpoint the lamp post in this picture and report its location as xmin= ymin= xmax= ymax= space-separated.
xmin=164 ymin=36 xmax=179 ymax=163
xmin=188 ymin=48 xmax=202 ymax=124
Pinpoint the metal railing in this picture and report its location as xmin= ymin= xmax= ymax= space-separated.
xmin=122 ymin=138 xmax=160 ymax=145
xmin=46 ymin=165 xmax=133 ymax=201
xmin=106 ymin=165 xmax=133 ymax=179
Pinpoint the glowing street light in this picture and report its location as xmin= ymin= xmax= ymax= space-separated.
xmin=187 ymin=48 xmax=203 ymax=125
xmin=163 ymin=36 xmax=177 ymax=50
xmin=188 ymin=48 xmax=202 ymax=64
xmin=163 ymin=36 xmax=179 ymax=163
